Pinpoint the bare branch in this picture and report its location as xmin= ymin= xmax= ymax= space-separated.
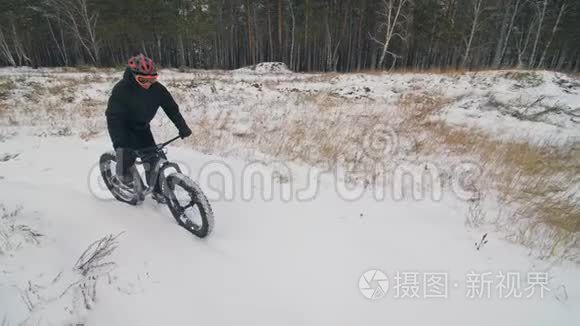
xmin=368 ymin=33 xmax=386 ymax=46
xmin=44 ymin=0 xmax=100 ymax=64
xmin=392 ymin=32 xmax=408 ymax=42
xmin=75 ymin=232 xmax=123 ymax=276
xmin=0 ymin=27 xmax=16 ymax=66
xmin=374 ymin=0 xmax=410 ymax=68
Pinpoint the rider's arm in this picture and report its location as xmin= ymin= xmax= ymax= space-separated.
xmin=158 ymin=84 xmax=191 ymax=136
xmin=105 ymin=87 xmax=129 ymax=149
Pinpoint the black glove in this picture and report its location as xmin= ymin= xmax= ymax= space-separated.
xmin=179 ymin=127 xmax=192 ymax=139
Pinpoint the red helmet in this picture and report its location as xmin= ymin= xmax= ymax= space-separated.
xmin=127 ymin=54 xmax=157 ymax=75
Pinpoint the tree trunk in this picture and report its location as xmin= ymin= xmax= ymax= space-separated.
xmin=499 ymin=0 xmax=521 ymax=67
xmin=288 ymin=0 xmax=296 ymax=70
xmin=304 ymin=0 xmax=309 ymax=70
xmin=46 ymin=16 xmax=68 ymax=66
xmin=266 ymin=0 xmax=274 ymax=61
xmin=178 ymin=34 xmax=186 ymax=67
xmin=278 ymin=0 xmax=284 ymax=61
xmin=246 ymin=0 xmax=255 ymax=65
xmin=0 ymin=27 xmax=16 ymax=66
xmin=492 ymin=0 xmax=513 ymax=68
xmin=373 ymin=0 xmax=409 ymax=68
xmin=537 ymin=1 xmax=566 ymax=68
xmin=516 ymin=14 xmax=536 ymax=67
xmin=462 ymin=0 xmax=482 ymax=67
xmin=529 ymin=0 xmax=547 ymax=67
xmin=155 ymin=32 xmax=162 ymax=65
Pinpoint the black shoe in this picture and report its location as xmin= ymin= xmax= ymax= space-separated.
xmin=152 ymin=192 xmax=167 ymax=204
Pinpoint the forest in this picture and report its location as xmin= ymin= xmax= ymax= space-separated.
xmin=0 ymin=0 xmax=578 ymax=72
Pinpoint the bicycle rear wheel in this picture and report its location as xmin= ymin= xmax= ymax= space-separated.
xmin=99 ymin=151 xmax=140 ymax=205
xmin=164 ymin=173 xmax=214 ymax=238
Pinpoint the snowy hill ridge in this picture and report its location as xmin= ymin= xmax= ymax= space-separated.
xmin=0 ymin=66 xmax=579 ymax=325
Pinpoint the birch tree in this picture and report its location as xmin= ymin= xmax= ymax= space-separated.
xmin=370 ymin=0 xmax=411 ymax=69
xmin=246 ymin=0 xmax=255 ymax=65
xmin=492 ymin=0 xmax=522 ymax=68
xmin=287 ymin=0 xmax=296 ymax=70
xmin=528 ymin=0 xmax=548 ymax=67
xmin=46 ymin=15 xmax=69 ymax=66
xmin=462 ymin=0 xmax=484 ymax=67
xmin=537 ymin=0 xmax=567 ymax=68
xmin=0 ymin=27 xmax=16 ymax=66
xmin=45 ymin=0 xmax=100 ymax=65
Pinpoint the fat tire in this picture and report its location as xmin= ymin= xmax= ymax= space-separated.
xmin=164 ymin=173 xmax=214 ymax=238
xmin=99 ymin=151 xmax=140 ymax=206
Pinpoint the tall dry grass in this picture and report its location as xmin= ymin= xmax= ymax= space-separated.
xmin=398 ymin=92 xmax=579 ymax=259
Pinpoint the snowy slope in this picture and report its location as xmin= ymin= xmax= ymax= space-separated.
xmin=1 ymin=66 xmax=579 ymax=325
xmin=1 ymin=132 xmax=579 ymax=325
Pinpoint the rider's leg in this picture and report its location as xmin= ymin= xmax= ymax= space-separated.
xmin=143 ymin=155 xmax=162 ymax=193
xmin=134 ymin=128 xmax=163 ymax=195
xmin=115 ymin=147 xmax=137 ymax=185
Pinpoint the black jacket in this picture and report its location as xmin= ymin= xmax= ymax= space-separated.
xmin=105 ymin=68 xmax=190 ymax=149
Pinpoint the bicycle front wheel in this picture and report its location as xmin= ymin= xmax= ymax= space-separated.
xmin=164 ymin=173 xmax=214 ymax=238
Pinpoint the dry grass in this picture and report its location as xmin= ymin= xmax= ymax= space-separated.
xmin=267 ymin=114 xmax=351 ymax=164
xmin=0 ymin=205 xmax=41 ymax=255
xmin=47 ymin=80 xmax=73 ymax=95
xmin=82 ymin=74 xmax=105 ymax=84
xmin=62 ymin=65 xmax=98 ymax=73
xmin=398 ymin=92 xmax=579 ymax=257
xmin=465 ymin=191 xmax=486 ymax=229
xmin=388 ymin=66 xmax=470 ymax=75
xmin=502 ymin=71 xmax=544 ymax=87
xmin=258 ymin=98 xmax=389 ymax=168
xmin=80 ymin=120 xmax=100 ymax=141
xmin=0 ymin=78 xmax=16 ymax=96
xmin=0 ymin=78 xmax=17 ymax=119
xmin=339 ymin=69 xmax=388 ymax=76
xmin=79 ymin=100 xmax=105 ymax=141
xmin=320 ymin=66 xmax=472 ymax=76
xmin=399 ymin=92 xmax=449 ymax=122
xmin=0 ymin=101 xmax=7 ymax=116
xmin=353 ymin=66 xmax=525 ymax=76
xmin=184 ymin=110 xmax=222 ymax=153
xmin=181 ymin=92 xmax=393 ymax=185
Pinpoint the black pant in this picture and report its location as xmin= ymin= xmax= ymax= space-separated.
xmin=114 ymin=128 xmax=161 ymax=193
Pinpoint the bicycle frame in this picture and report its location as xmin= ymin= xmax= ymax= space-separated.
xmin=131 ymin=136 xmax=183 ymax=202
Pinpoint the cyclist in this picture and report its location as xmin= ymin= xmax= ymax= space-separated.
xmin=105 ymin=54 xmax=192 ymax=203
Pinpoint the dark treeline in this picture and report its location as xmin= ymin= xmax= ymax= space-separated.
xmin=0 ymin=0 xmax=578 ymax=72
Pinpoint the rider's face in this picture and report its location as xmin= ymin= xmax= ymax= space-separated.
xmin=135 ymin=74 xmax=158 ymax=90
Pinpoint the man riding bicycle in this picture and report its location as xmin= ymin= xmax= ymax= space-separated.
xmin=105 ymin=54 xmax=192 ymax=204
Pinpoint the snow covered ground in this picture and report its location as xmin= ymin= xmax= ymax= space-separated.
xmin=0 ymin=65 xmax=579 ymax=324
xmin=1 ymin=133 xmax=579 ymax=325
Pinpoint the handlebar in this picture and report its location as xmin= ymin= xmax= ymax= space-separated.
xmin=133 ymin=135 xmax=181 ymax=158
xmin=158 ymin=135 xmax=181 ymax=150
